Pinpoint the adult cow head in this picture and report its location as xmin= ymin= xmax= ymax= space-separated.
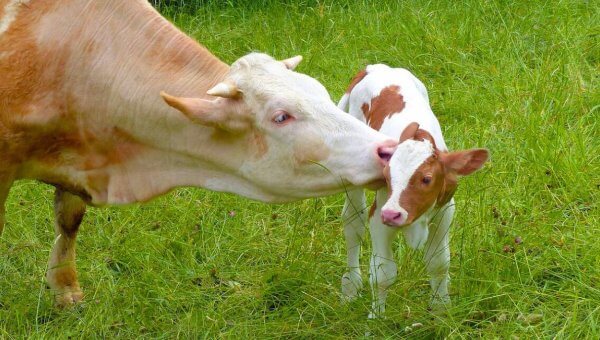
xmin=161 ymin=53 xmax=395 ymax=201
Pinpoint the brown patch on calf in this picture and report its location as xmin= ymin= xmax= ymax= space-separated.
xmin=345 ymin=69 xmax=367 ymax=93
xmin=398 ymin=156 xmax=445 ymax=224
xmin=395 ymin=130 xmax=489 ymax=223
xmin=361 ymin=85 xmax=405 ymax=130
xmin=399 ymin=122 xmax=420 ymax=143
xmin=437 ymin=171 xmax=457 ymax=208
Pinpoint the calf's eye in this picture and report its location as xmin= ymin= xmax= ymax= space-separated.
xmin=422 ymin=176 xmax=432 ymax=184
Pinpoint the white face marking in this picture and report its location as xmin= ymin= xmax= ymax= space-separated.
xmin=0 ymin=0 xmax=30 ymax=36
xmin=382 ymin=139 xmax=434 ymax=212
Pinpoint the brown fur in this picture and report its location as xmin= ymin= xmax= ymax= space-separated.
xmin=361 ymin=85 xmax=405 ymax=130
xmin=395 ymin=128 xmax=488 ymax=224
xmin=251 ymin=130 xmax=268 ymax=159
xmin=47 ymin=189 xmax=86 ymax=305
xmin=1 ymin=0 xmax=229 ymax=203
xmin=54 ymin=267 xmax=79 ymax=288
xmin=0 ymin=0 xmax=231 ymax=307
xmin=345 ymin=69 xmax=367 ymax=94
xmin=399 ymin=156 xmax=445 ymax=224
xmin=368 ymin=200 xmax=377 ymax=218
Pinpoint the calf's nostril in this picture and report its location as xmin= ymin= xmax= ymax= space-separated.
xmin=381 ymin=209 xmax=404 ymax=225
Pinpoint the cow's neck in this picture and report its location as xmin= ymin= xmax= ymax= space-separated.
xmin=17 ymin=1 xmax=270 ymax=204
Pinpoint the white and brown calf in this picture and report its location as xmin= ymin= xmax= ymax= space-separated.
xmin=338 ymin=64 xmax=489 ymax=318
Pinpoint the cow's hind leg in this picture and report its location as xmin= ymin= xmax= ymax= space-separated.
xmin=47 ymin=188 xmax=87 ymax=307
xmin=0 ymin=171 xmax=15 ymax=236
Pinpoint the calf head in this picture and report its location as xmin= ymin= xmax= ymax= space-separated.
xmin=380 ymin=122 xmax=489 ymax=226
xmin=161 ymin=53 xmax=395 ymax=201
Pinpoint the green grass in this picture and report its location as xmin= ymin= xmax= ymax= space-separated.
xmin=1 ymin=0 xmax=599 ymax=338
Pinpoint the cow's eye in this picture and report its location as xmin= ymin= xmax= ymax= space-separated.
xmin=422 ymin=176 xmax=432 ymax=185
xmin=273 ymin=111 xmax=292 ymax=124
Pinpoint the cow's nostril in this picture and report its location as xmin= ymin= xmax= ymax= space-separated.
xmin=377 ymin=148 xmax=392 ymax=162
xmin=376 ymin=141 xmax=397 ymax=164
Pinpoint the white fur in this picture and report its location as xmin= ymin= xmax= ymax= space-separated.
xmin=339 ymin=65 xmax=453 ymax=318
xmin=381 ymin=139 xmax=434 ymax=214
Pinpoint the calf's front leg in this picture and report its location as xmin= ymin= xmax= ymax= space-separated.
xmin=47 ymin=188 xmax=87 ymax=307
xmin=368 ymin=191 xmax=400 ymax=318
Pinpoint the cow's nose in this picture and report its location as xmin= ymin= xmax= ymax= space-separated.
xmin=381 ymin=209 xmax=407 ymax=227
xmin=376 ymin=140 xmax=398 ymax=165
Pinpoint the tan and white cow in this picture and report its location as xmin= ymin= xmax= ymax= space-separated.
xmin=339 ymin=64 xmax=489 ymax=318
xmin=0 ymin=0 xmax=396 ymax=306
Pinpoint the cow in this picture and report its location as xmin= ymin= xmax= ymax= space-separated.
xmin=0 ymin=0 xmax=396 ymax=307
xmin=338 ymin=64 xmax=489 ymax=318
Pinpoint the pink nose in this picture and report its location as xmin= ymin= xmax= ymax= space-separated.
xmin=381 ymin=209 xmax=406 ymax=226
xmin=376 ymin=140 xmax=398 ymax=165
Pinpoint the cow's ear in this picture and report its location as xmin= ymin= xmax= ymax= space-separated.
xmin=160 ymin=91 xmax=251 ymax=132
xmin=280 ymin=55 xmax=303 ymax=70
xmin=440 ymin=148 xmax=489 ymax=176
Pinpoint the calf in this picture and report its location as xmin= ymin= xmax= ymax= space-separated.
xmin=338 ymin=64 xmax=489 ymax=317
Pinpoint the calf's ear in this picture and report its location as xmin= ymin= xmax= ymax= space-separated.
xmin=440 ymin=148 xmax=489 ymax=176
xmin=160 ymin=91 xmax=251 ymax=132
xmin=399 ymin=122 xmax=420 ymax=143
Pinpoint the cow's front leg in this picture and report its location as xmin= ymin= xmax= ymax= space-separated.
xmin=341 ymin=188 xmax=366 ymax=301
xmin=47 ymin=188 xmax=87 ymax=307
xmin=424 ymin=201 xmax=455 ymax=311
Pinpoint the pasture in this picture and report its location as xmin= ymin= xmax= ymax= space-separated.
xmin=1 ymin=0 xmax=598 ymax=337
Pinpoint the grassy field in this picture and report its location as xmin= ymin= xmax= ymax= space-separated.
xmin=1 ymin=0 xmax=598 ymax=338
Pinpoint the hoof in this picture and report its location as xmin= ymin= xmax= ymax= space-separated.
xmin=368 ymin=311 xmax=385 ymax=319
xmin=54 ymin=289 xmax=84 ymax=308
xmin=428 ymin=297 xmax=450 ymax=315
xmin=341 ymin=272 xmax=363 ymax=302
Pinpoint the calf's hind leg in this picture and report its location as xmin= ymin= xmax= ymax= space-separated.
xmin=47 ymin=188 xmax=87 ymax=307
xmin=423 ymin=201 xmax=455 ymax=310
